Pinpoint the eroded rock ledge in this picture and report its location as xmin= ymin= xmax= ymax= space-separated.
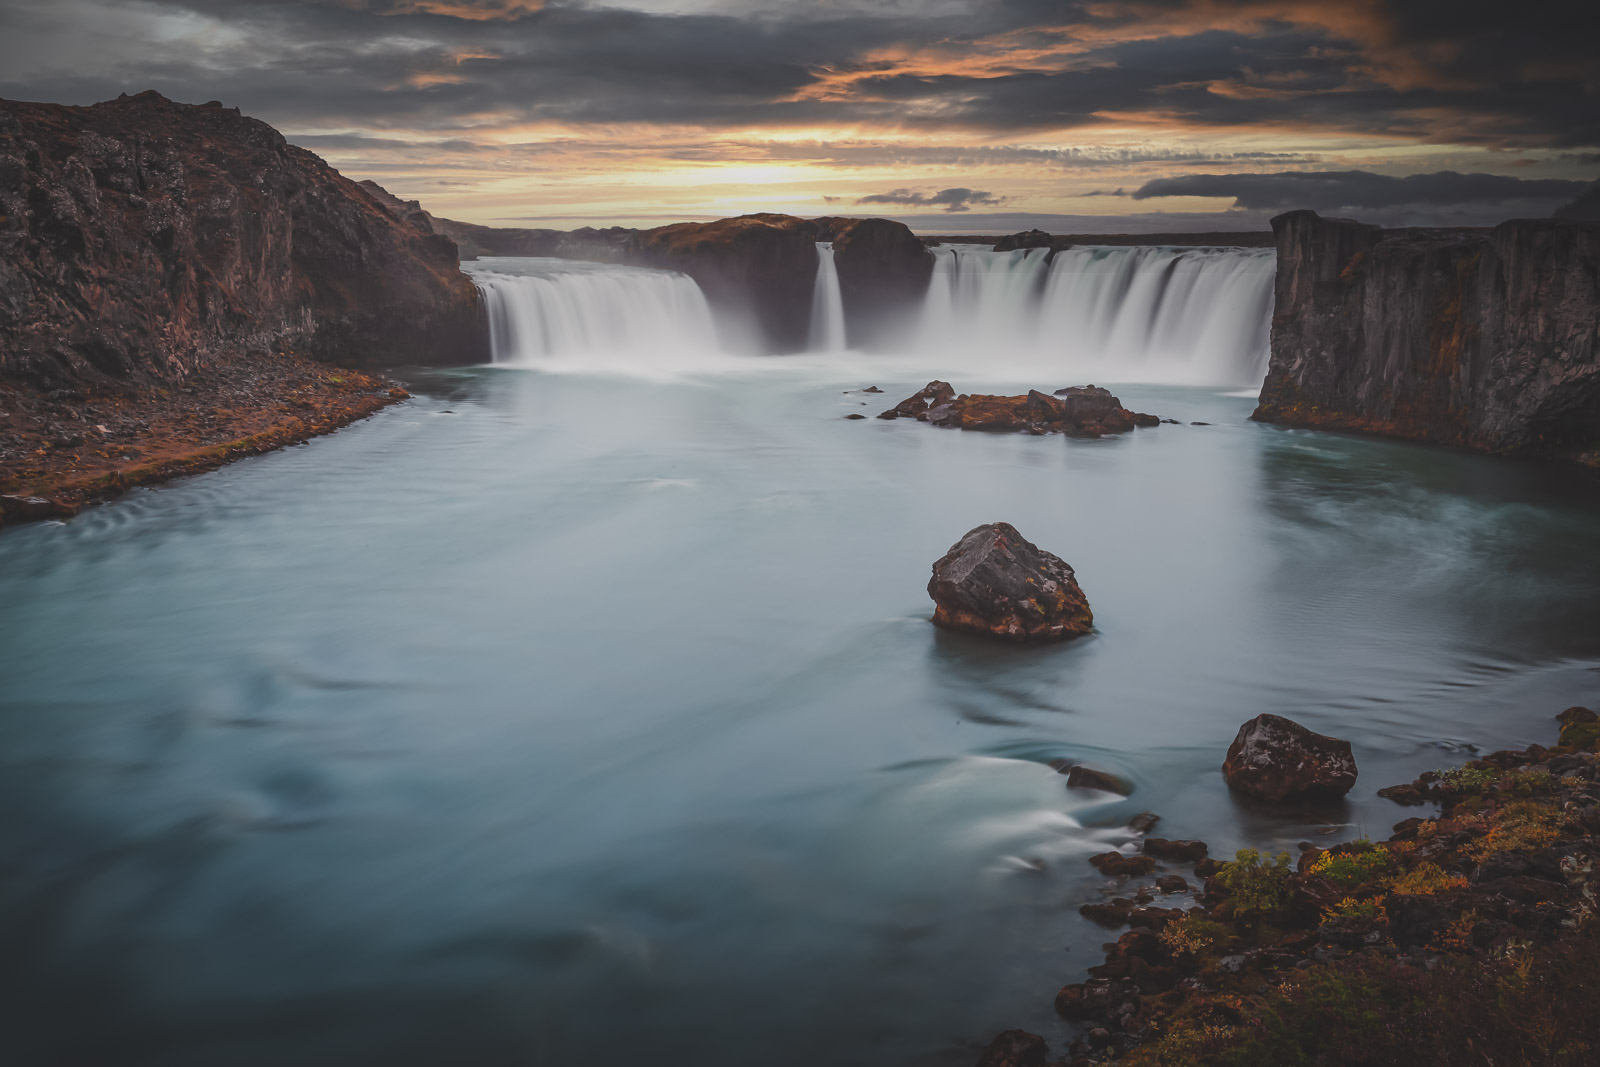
xmin=1253 ymin=209 xmax=1600 ymax=463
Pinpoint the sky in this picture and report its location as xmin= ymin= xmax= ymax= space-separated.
xmin=1 ymin=0 xmax=1595 ymax=233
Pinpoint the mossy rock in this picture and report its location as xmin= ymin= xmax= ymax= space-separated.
xmin=1558 ymin=721 xmax=1600 ymax=751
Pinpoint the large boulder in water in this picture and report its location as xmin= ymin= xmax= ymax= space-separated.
xmin=1222 ymin=714 xmax=1358 ymax=802
xmin=928 ymin=523 xmax=1093 ymax=642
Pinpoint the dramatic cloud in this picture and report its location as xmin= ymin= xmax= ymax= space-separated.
xmin=1132 ymin=170 xmax=1592 ymax=212
xmin=0 ymin=0 xmax=1593 ymax=228
xmin=855 ymin=187 xmax=1004 ymax=212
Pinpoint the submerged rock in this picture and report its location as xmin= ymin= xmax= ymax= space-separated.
xmin=1222 ymin=713 xmax=1358 ymax=802
xmin=927 ymin=522 xmax=1093 ymax=642
xmin=973 ymin=1029 xmax=1048 ymax=1067
xmin=1065 ymin=764 xmax=1133 ymax=795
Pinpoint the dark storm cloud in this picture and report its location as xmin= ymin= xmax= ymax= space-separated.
xmin=856 ymin=187 xmax=1004 ymax=212
xmin=0 ymin=0 xmax=1594 ymax=149
xmin=1131 ymin=170 xmax=1593 ymax=212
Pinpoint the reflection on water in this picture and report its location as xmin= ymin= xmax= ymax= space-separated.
xmin=1 ymin=363 xmax=1597 ymax=1066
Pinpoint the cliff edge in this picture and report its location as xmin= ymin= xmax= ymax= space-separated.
xmin=1253 ymin=210 xmax=1600 ymax=461
xmin=0 ymin=91 xmax=486 ymax=388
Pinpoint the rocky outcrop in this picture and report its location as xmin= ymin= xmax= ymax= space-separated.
xmin=828 ymin=217 xmax=934 ymax=346
xmin=1253 ymin=209 xmax=1600 ymax=460
xmin=927 ymin=522 xmax=1094 ymax=642
xmin=0 ymin=92 xmax=486 ymax=389
xmin=627 ymin=213 xmax=820 ymax=351
xmin=625 ymin=213 xmax=932 ymax=352
xmin=404 ymin=208 xmax=933 ymax=352
xmin=878 ymin=382 xmax=1159 ymax=436
xmin=1222 ymin=713 xmax=1358 ymax=802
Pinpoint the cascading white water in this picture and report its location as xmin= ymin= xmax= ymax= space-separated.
xmin=808 ymin=243 xmax=847 ymax=351
xmin=466 ymin=256 xmax=719 ymax=364
xmin=917 ymin=245 xmax=1275 ymax=387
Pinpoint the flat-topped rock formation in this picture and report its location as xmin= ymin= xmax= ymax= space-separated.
xmin=1253 ymin=209 xmax=1600 ymax=462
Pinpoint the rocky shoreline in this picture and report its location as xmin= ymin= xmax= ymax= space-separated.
xmin=0 ymin=352 xmax=408 ymax=525
xmin=977 ymin=710 xmax=1600 ymax=1066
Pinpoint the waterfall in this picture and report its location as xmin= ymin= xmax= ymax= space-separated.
xmin=466 ymin=257 xmax=719 ymax=364
xmin=808 ymin=243 xmax=847 ymax=351
xmin=916 ymin=245 xmax=1275 ymax=387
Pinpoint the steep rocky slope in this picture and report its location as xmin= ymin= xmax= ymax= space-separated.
xmin=0 ymin=91 xmax=486 ymax=389
xmin=1254 ymin=210 xmax=1600 ymax=460
xmin=0 ymin=91 xmax=488 ymax=524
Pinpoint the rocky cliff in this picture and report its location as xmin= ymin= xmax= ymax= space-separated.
xmin=0 ymin=91 xmax=486 ymax=389
xmin=1253 ymin=210 xmax=1600 ymax=460
xmin=392 ymin=203 xmax=934 ymax=353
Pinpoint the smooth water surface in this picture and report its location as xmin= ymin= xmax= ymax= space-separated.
xmin=2 ymin=361 xmax=1599 ymax=1066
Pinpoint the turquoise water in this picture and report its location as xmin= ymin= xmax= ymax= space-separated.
xmin=2 ymin=360 xmax=1598 ymax=1065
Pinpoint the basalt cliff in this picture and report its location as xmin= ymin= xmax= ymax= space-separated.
xmin=1253 ymin=209 xmax=1600 ymax=461
xmin=1 ymin=91 xmax=485 ymax=388
xmin=0 ymin=91 xmax=486 ymax=523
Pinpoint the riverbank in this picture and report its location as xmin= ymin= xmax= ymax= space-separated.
xmin=0 ymin=354 xmax=407 ymax=526
xmin=982 ymin=710 xmax=1600 ymax=1066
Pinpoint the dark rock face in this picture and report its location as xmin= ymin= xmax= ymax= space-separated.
xmin=628 ymin=213 xmax=819 ymax=351
xmin=1253 ymin=209 xmax=1600 ymax=460
xmin=829 ymin=217 xmax=934 ymax=347
xmin=1090 ymin=852 xmax=1157 ymax=877
xmin=973 ymin=1029 xmax=1048 ymax=1067
xmin=1064 ymin=764 xmax=1132 ymax=795
xmin=927 ymin=522 xmax=1094 ymax=642
xmin=1222 ymin=713 xmax=1358 ymax=803
xmin=0 ymin=92 xmax=487 ymax=388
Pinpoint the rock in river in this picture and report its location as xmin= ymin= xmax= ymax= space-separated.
xmin=1222 ymin=713 xmax=1358 ymax=802
xmin=927 ymin=522 xmax=1093 ymax=642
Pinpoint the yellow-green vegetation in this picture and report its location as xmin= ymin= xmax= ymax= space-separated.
xmin=1213 ymin=850 xmax=1294 ymax=917
xmin=1306 ymin=842 xmax=1393 ymax=888
xmin=1159 ymin=915 xmax=1229 ymax=958
xmin=1387 ymin=862 xmax=1467 ymax=897
xmin=1459 ymin=799 xmax=1566 ymax=861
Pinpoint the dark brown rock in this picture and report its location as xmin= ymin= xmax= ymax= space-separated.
xmin=1558 ymin=706 xmax=1598 ymax=726
xmin=1252 ymin=209 xmax=1600 ymax=460
xmin=1222 ymin=713 xmax=1358 ymax=803
xmin=1142 ymin=839 xmax=1208 ymax=863
xmin=974 ymin=1029 xmax=1048 ymax=1067
xmin=1090 ymin=852 xmax=1157 ymax=877
xmin=1129 ymin=811 xmax=1161 ymax=834
xmin=1080 ymin=899 xmax=1134 ymax=927
xmin=927 ymin=522 xmax=1094 ymax=642
xmin=1155 ymin=874 xmax=1189 ymax=894
xmin=880 ymin=380 xmax=954 ymax=419
xmin=1065 ymin=765 xmax=1132 ymax=795
xmin=0 ymin=92 xmax=486 ymax=389
xmin=828 ymin=217 xmax=935 ymax=347
xmin=628 ymin=213 xmax=819 ymax=352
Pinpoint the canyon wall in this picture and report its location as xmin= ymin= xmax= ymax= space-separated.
xmin=0 ymin=91 xmax=487 ymax=389
xmin=1254 ymin=210 xmax=1600 ymax=459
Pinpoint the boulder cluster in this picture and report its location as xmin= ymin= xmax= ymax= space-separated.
xmin=975 ymin=707 xmax=1600 ymax=1066
xmin=877 ymin=381 xmax=1159 ymax=436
